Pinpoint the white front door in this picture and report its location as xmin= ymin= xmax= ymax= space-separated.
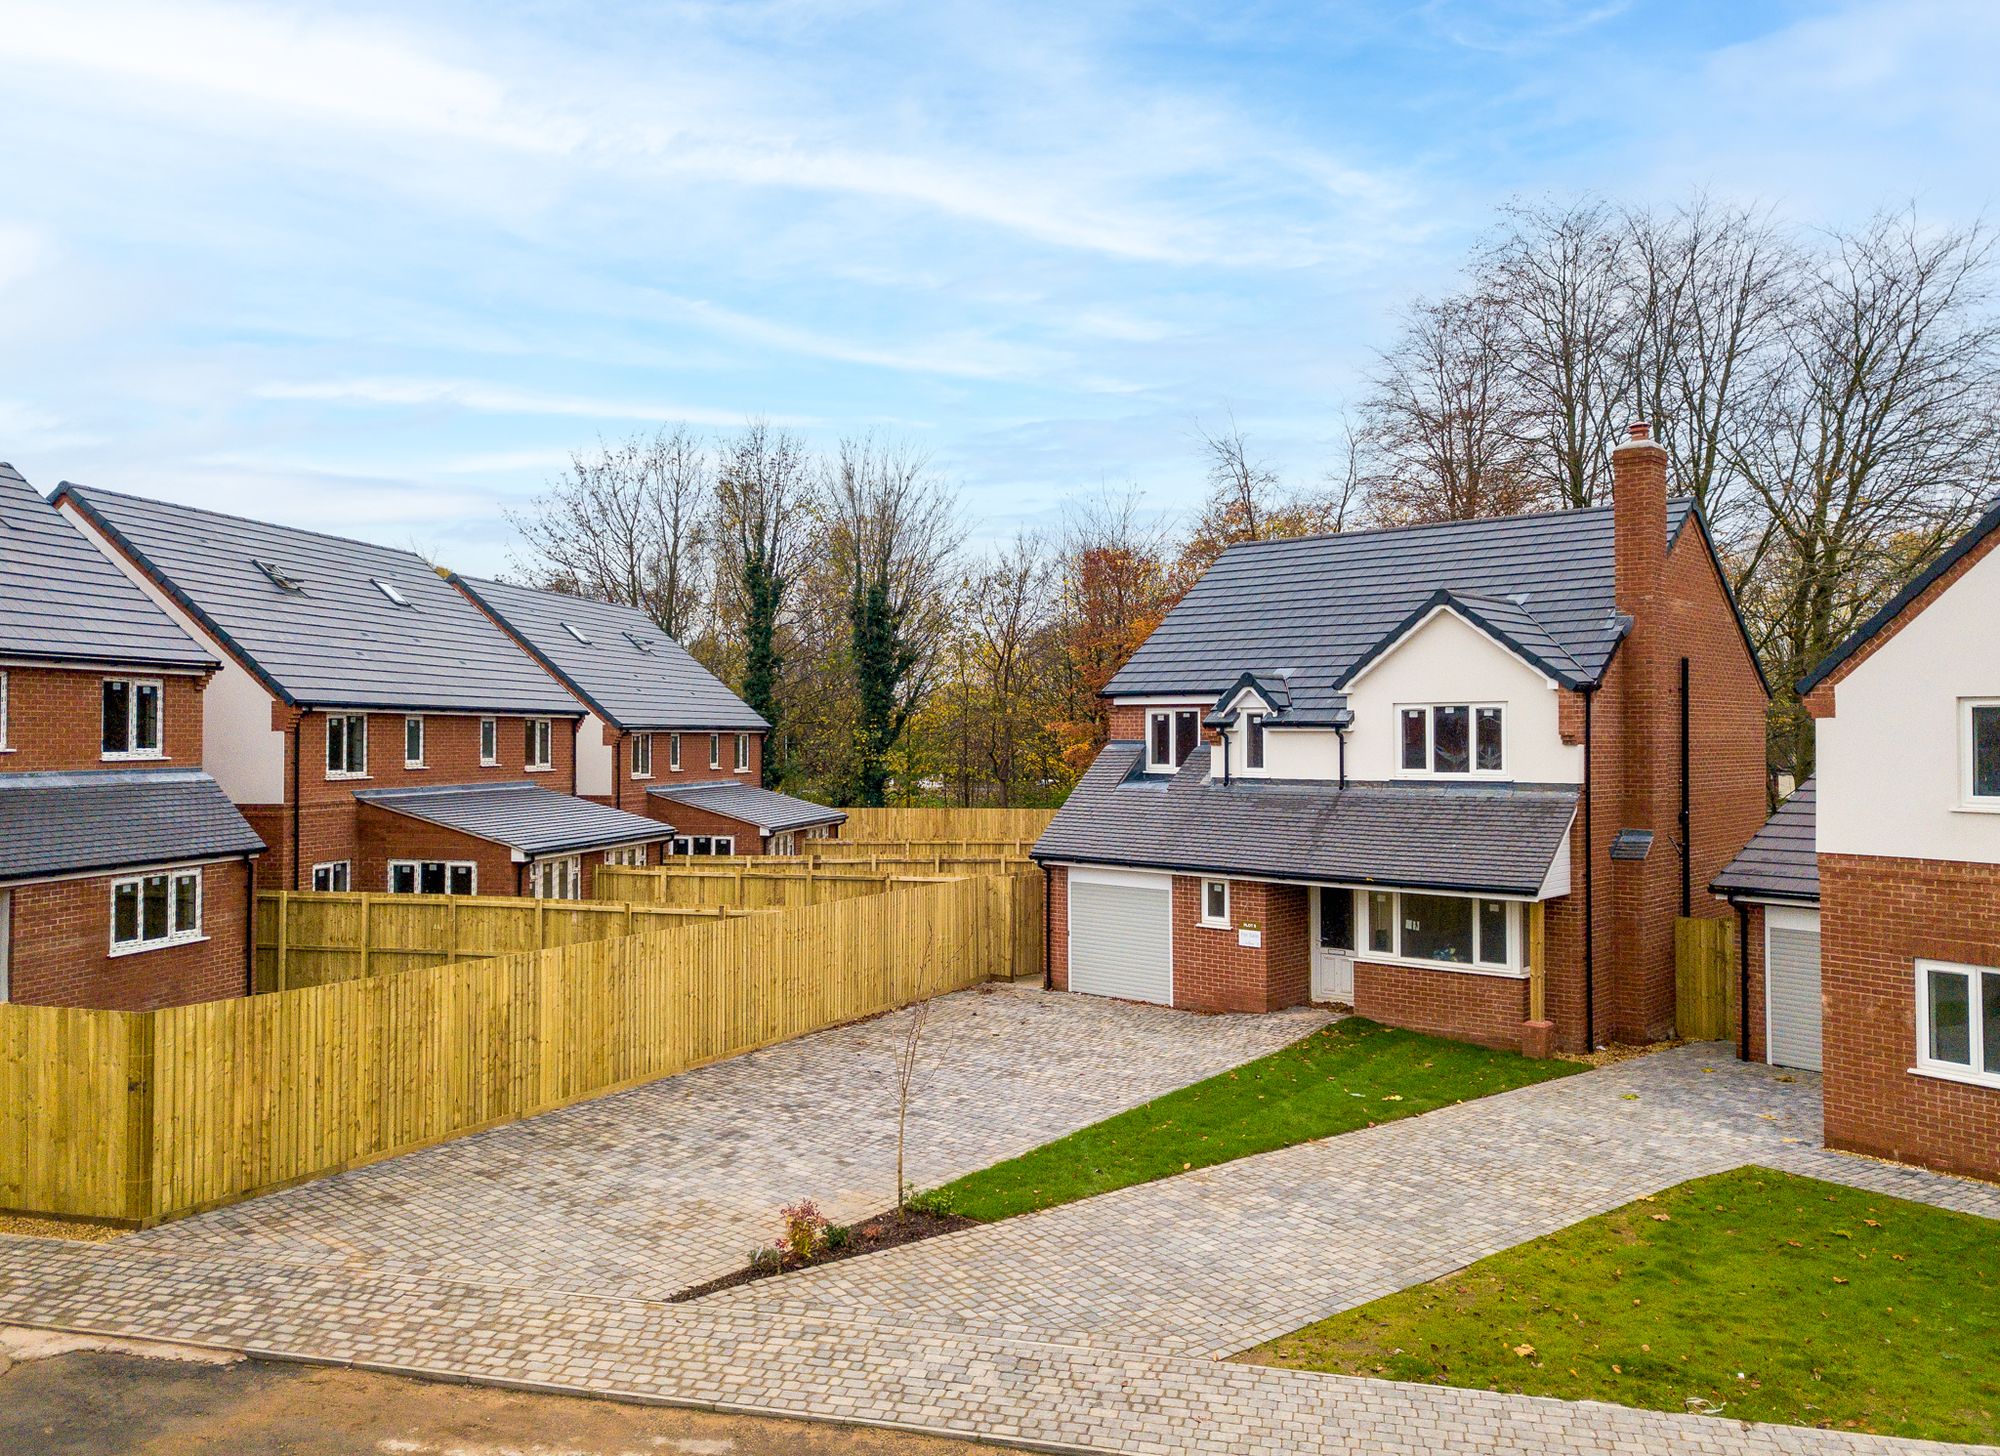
xmin=1310 ymin=885 xmax=1355 ymax=1004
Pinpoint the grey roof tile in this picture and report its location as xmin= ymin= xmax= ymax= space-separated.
xmin=1032 ymin=743 xmax=1577 ymax=896
xmin=450 ymin=575 xmax=766 ymax=731
xmin=354 ymin=780 xmax=674 ymax=857
xmin=647 ymin=781 xmax=846 ymax=834
xmin=0 ymin=464 xmax=215 ymax=670
xmin=1104 ymin=500 xmax=1696 ymax=715
xmin=0 ymin=768 xmax=264 ymax=883
xmin=55 ymin=485 xmax=580 ymax=714
xmin=1710 ymin=778 xmax=1817 ymax=902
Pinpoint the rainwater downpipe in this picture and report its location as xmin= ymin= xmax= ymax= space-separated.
xmin=1736 ymin=900 xmax=1752 ymax=1062
xmin=1582 ymin=685 xmax=1596 ymax=1051
xmin=1041 ymin=863 xmax=1053 ymax=990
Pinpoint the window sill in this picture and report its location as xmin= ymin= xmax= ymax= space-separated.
xmin=102 ymin=751 xmax=168 ymax=764
xmin=1356 ymin=952 xmax=1524 ymax=980
xmin=734 ymin=768 xmax=751 ymax=775
xmin=1909 ymin=1064 xmax=2000 ymax=1092
xmin=110 ymin=933 xmax=208 ymax=959
xmin=524 ymin=765 xmax=555 ymax=774
xmin=326 ymin=772 xmax=371 ymax=782
xmin=404 ymin=763 xmax=429 ymax=771
xmin=1198 ymin=918 xmax=1232 ymax=931
xmin=631 ymin=773 xmax=653 ymax=781
xmin=1951 ymin=801 xmax=2000 ymax=816
xmin=479 ymin=759 xmax=499 ymax=769
xmin=1392 ymin=770 xmax=1510 ymax=783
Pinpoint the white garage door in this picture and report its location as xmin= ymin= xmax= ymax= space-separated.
xmin=1068 ymin=868 xmax=1172 ymax=1005
xmin=1766 ymin=905 xmax=1823 ymax=1072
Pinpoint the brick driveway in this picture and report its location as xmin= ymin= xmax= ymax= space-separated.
xmin=2 ymin=987 xmax=1997 ymax=1455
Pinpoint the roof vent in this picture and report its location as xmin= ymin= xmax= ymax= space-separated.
xmin=562 ymin=622 xmax=593 ymax=645
xmin=372 ymin=578 xmax=413 ymax=607
xmin=622 ymin=630 xmax=654 ymax=654
xmin=254 ymin=558 xmax=305 ymax=593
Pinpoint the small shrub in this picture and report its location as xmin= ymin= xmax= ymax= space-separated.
xmin=776 ymin=1199 xmax=833 ymax=1264
xmin=825 ymin=1222 xmax=852 ymax=1252
xmin=748 ymin=1246 xmax=782 ymax=1272
xmin=905 ymin=1186 xmax=956 ymax=1218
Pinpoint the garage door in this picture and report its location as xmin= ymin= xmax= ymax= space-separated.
xmin=1068 ymin=869 xmax=1172 ymax=1004
xmin=1766 ymin=905 xmax=1823 ymax=1072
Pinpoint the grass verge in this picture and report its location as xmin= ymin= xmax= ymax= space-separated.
xmin=919 ymin=1017 xmax=1579 ymax=1223
xmin=1239 ymin=1166 xmax=1999 ymax=1445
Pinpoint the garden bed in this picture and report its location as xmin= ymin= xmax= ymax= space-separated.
xmin=671 ymin=1206 xmax=977 ymax=1301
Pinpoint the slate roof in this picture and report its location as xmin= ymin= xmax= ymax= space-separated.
xmin=1104 ymin=500 xmax=1703 ymax=720
xmin=54 ymin=485 xmax=581 ymax=715
xmin=647 ymin=781 xmax=846 ymax=834
xmin=0 ymin=464 xmax=215 ymax=671
xmin=0 ymin=768 xmax=264 ymax=884
xmin=1032 ymin=743 xmax=1578 ymax=897
xmin=354 ymin=781 xmax=673 ymax=857
xmin=1710 ymin=779 xmax=1818 ymax=903
xmin=450 ymin=575 xmax=767 ymax=731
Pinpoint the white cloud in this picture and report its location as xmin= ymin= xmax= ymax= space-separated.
xmin=254 ymin=377 xmax=801 ymax=427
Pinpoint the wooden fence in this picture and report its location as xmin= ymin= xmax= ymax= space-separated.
xmin=594 ymin=863 xmax=945 ymax=909
xmin=833 ymin=807 xmax=1058 ymax=843
xmin=1674 ymin=915 xmax=1736 ymax=1041
xmin=1 ymin=873 xmax=1042 ymax=1225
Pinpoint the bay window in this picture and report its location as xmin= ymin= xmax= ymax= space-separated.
xmin=1354 ymin=888 xmax=1515 ymax=970
xmin=1398 ymin=704 xmax=1504 ymax=776
xmin=1917 ymin=960 xmax=2000 ymax=1086
xmin=1146 ymin=709 xmax=1201 ymax=773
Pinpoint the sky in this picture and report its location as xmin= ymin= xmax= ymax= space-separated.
xmin=1 ymin=0 xmax=1995 ymax=574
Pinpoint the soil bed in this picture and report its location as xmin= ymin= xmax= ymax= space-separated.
xmin=671 ymin=1207 xmax=976 ymax=1302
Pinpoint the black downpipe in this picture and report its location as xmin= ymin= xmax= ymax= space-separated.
xmin=1679 ymin=656 xmax=1692 ymax=918
xmin=1041 ymin=864 xmax=1053 ymax=989
xmin=1336 ymin=728 xmax=1347 ymax=789
xmin=1582 ymin=687 xmax=1596 ymax=1050
xmin=1220 ymin=733 xmax=1230 ymax=786
xmin=1736 ymin=900 xmax=1752 ymax=1062
xmin=291 ymin=715 xmax=303 ymax=891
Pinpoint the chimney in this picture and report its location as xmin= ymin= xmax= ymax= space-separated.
xmin=1612 ymin=421 xmax=1667 ymax=615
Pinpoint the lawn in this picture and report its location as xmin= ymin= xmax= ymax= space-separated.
xmin=1240 ymin=1167 xmax=2000 ymax=1445
xmin=919 ymin=1017 xmax=1579 ymax=1222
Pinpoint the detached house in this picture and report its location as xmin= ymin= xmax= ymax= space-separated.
xmin=1034 ymin=425 xmax=1770 ymax=1055
xmin=0 ymin=465 xmax=262 ymax=1008
xmin=56 ymin=486 xmax=670 ymax=900
xmin=1716 ymin=495 xmax=2000 ymax=1181
xmin=451 ymin=575 xmax=844 ymax=855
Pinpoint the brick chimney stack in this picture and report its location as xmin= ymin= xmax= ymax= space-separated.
xmin=1613 ymin=420 xmax=1667 ymax=615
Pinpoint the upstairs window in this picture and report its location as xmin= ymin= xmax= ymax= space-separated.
xmin=0 ymin=670 xmax=9 ymax=749
xmin=479 ymin=716 xmax=498 ymax=766
xmin=326 ymin=713 xmax=367 ymax=777
xmin=403 ymin=715 xmax=425 ymax=767
xmin=525 ymin=718 xmax=554 ymax=771
xmin=1964 ymin=700 xmax=2000 ymax=807
xmin=631 ymin=732 xmax=653 ymax=777
xmin=1398 ymin=704 xmax=1504 ymax=776
xmin=709 ymin=732 xmax=721 ymax=770
xmin=668 ymin=732 xmax=682 ymax=771
xmin=1146 ymin=709 xmax=1201 ymax=773
xmin=1244 ymin=712 xmax=1266 ymax=771
xmin=735 ymin=733 xmax=750 ymax=772
xmin=102 ymin=678 xmax=164 ymax=759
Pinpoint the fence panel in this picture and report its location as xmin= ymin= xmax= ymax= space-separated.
xmin=1674 ymin=915 xmax=1736 ymax=1042
xmin=833 ymin=807 xmax=1057 ymax=843
xmin=0 ymin=1004 xmax=145 ymax=1222
xmin=593 ymin=863 xmax=933 ymax=909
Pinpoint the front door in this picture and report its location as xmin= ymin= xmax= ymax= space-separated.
xmin=1310 ymin=885 xmax=1355 ymax=1004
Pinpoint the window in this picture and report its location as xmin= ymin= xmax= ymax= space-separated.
xmin=1145 ymin=709 xmax=1201 ymax=773
xmin=671 ymin=835 xmax=735 ymax=856
xmin=1917 ymin=960 xmax=2000 ymax=1086
xmin=631 ymin=733 xmax=653 ymax=777
xmin=479 ymin=716 xmax=498 ymax=766
xmin=528 ymin=855 xmax=582 ymax=900
xmin=1358 ymin=889 xmax=1514 ymax=969
xmin=102 ymin=678 xmax=164 ymax=759
xmin=623 ymin=631 xmax=654 ymax=654
xmin=311 ymin=861 xmax=351 ymax=892
xmin=253 ymin=558 xmax=305 ymax=593
xmin=668 ymin=732 xmax=681 ymax=771
xmin=525 ymin=718 xmax=553 ymax=771
xmin=403 ymin=715 xmax=425 ymax=767
xmin=1963 ymin=700 xmax=2000 ymax=807
xmin=1245 ymin=712 xmax=1266 ymax=770
xmin=603 ymin=844 xmax=647 ymax=867
xmin=388 ymin=860 xmax=476 ymax=895
xmin=0 ymin=670 xmax=9 ymax=750
xmin=110 ymin=868 xmax=201 ymax=953
xmin=326 ymin=713 xmax=367 ymax=777
xmin=1318 ymin=887 xmax=1353 ymax=952
xmin=371 ymin=577 xmax=412 ymax=607
xmin=1367 ymin=890 xmax=1394 ymax=955
xmin=561 ymin=622 xmax=592 ymax=645
xmin=709 ymin=732 xmax=721 ymax=769
xmin=769 ymin=831 xmax=797 ymax=855
xmin=1397 ymin=704 xmax=1504 ymax=776
xmin=1200 ymin=879 xmax=1230 ymax=928
xmin=735 ymin=733 xmax=750 ymax=773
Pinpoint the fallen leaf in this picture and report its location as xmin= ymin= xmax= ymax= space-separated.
xmin=1832 ymin=1277 xmax=1849 ymax=1286
xmin=1513 ymin=1344 xmax=1536 ymax=1357
xmin=1650 ymin=1213 xmax=1672 ymax=1222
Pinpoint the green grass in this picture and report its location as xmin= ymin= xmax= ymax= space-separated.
xmin=1240 ymin=1167 xmax=2000 ymax=1445
xmin=918 ymin=1018 xmax=1579 ymax=1222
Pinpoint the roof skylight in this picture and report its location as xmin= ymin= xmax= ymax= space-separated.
xmin=372 ymin=578 xmax=413 ymax=607
xmin=622 ymin=630 xmax=655 ymax=654
xmin=562 ymin=622 xmax=593 ymax=645
xmin=254 ymin=558 xmax=305 ymax=593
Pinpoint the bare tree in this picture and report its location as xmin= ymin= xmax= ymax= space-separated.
xmin=893 ymin=995 xmax=931 ymax=1216
xmin=962 ymin=532 xmax=1056 ymax=805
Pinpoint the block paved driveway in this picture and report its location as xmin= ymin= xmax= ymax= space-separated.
xmin=4 ymin=985 xmax=1998 ymax=1456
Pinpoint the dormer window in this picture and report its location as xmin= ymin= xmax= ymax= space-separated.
xmin=1399 ymin=703 xmax=1504 ymax=777
xmin=372 ymin=577 xmax=413 ymax=607
xmin=1146 ymin=709 xmax=1200 ymax=773
xmin=1245 ymin=712 xmax=1266 ymax=771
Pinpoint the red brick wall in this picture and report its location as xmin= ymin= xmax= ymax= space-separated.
xmin=5 ymin=858 xmax=253 ymax=1009
xmin=1352 ymin=960 xmax=1528 ymax=1051
xmin=353 ymin=805 xmax=654 ymax=898
xmin=607 ymin=728 xmax=764 ymax=814
xmin=1105 ymin=702 xmax=1215 ymax=747
xmin=1169 ymin=876 xmax=1310 ymax=1013
xmin=1048 ymin=866 xmax=1070 ymax=989
xmin=1741 ymin=902 xmax=1769 ymax=1064
xmin=1820 ymin=853 xmax=2000 ymax=1182
xmin=0 ymin=665 xmax=206 ymax=773
xmin=648 ymin=796 xmax=762 ymax=852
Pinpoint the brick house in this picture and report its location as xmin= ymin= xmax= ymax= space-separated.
xmin=1033 ymin=424 xmax=1771 ymax=1055
xmin=1716 ymin=495 xmax=2000 ymax=1181
xmin=55 ymin=485 xmax=671 ymax=900
xmin=451 ymin=574 xmax=843 ymax=855
xmin=0 ymin=464 xmax=263 ymax=1009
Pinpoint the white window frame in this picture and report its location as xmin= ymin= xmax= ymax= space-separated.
xmin=1394 ymin=702 xmax=1507 ymax=779
xmin=1959 ymin=698 xmax=2000 ymax=812
xmin=528 ymin=854 xmax=582 ymax=900
xmin=668 ymin=732 xmax=682 ymax=772
xmin=525 ymin=718 xmax=554 ymax=772
xmin=1144 ymin=708 xmax=1201 ymax=774
xmin=326 ymin=712 xmax=368 ymax=779
xmin=109 ymin=867 xmax=203 ymax=955
xmin=1200 ymin=878 xmax=1231 ymax=928
xmin=602 ymin=844 xmax=647 ymax=867
xmin=769 ymin=831 xmax=796 ymax=855
xmin=311 ymin=860 xmax=352 ymax=893
xmin=479 ymin=716 xmax=498 ymax=766
xmin=372 ymin=577 xmax=412 ymax=607
xmin=1243 ymin=712 xmax=1266 ymax=772
xmin=0 ymin=669 xmax=10 ymax=751
xmin=1353 ymin=888 xmax=1520 ymax=975
xmin=671 ymin=835 xmax=735 ymax=857
xmin=102 ymin=676 xmax=166 ymax=761
xmin=387 ymin=860 xmax=477 ymax=896
xmin=709 ymin=732 xmax=721 ymax=770
xmin=735 ymin=732 xmax=750 ymax=773
xmin=1914 ymin=958 xmax=2000 ymax=1088
xmin=403 ymin=715 xmax=425 ymax=768
xmin=631 ymin=732 xmax=653 ymax=778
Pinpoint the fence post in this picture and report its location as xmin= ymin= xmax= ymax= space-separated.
xmin=123 ymin=1011 xmax=157 ymax=1226
xmin=275 ymin=891 xmax=289 ymax=993
xmin=359 ymin=895 xmax=372 ymax=981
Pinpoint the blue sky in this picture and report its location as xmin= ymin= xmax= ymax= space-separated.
xmin=2 ymin=0 xmax=1994 ymax=573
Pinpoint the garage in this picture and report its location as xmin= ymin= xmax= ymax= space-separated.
xmin=1067 ymin=867 xmax=1173 ymax=1004
xmin=1765 ymin=904 xmax=1823 ymax=1072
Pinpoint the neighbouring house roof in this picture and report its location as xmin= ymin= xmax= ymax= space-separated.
xmin=354 ymin=781 xmax=674 ymax=857
xmin=53 ymin=485 xmax=581 ymax=716
xmin=0 ymin=464 xmax=216 ymax=672
xmin=1032 ymin=743 xmax=1578 ymax=897
xmin=0 ymin=768 xmax=264 ymax=884
xmin=1104 ymin=499 xmax=1711 ymax=721
xmin=1799 ymin=495 xmax=2000 ymax=695
xmin=449 ymin=574 xmax=767 ymax=732
xmin=1710 ymin=779 xmax=1818 ymax=904
xmin=647 ymin=781 xmax=846 ymax=835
